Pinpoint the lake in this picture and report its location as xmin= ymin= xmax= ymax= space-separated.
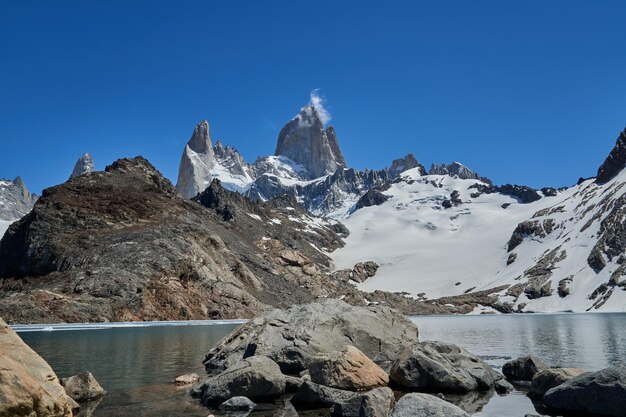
xmin=17 ymin=313 xmax=626 ymax=417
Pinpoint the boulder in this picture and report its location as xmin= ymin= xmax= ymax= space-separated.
xmin=494 ymin=378 xmax=514 ymax=394
xmin=391 ymin=393 xmax=470 ymax=417
xmin=61 ymin=372 xmax=106 ymax=402
xmin=173 ymin=373 xmax=200 ymax=385
xmin=309 ymin=345 xmax=389 ymax=390
xmin=192 ymin=356 xmax=286 ymax=405
xmin=0 ymin=318 xmax=75 ymax=417
xmin=389 ymin=341 xmax=505 ymax=393
xmin=331 ymin=387 xmax=395 ymax=417
xmin=529 ymin=368 xmax=587 ymax=397
xmin=291 ymin=381 xmax=356 ymax=407
xmin=502 ymin=356 xmax=549 ymax=381
xmin=543 ymin=367 xmax=626 ymax=417
xmin=203 ymin=300 xmax=420 ymax=375
xmin=219 ymin=396 xmax=257 ymax=411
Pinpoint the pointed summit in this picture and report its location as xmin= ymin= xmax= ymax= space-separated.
xmin=389 ymin=154 xmax=426 ymax=178
xmin=176 ymin=120 xmax=217 ymax=198
xmin=596 ymin=128 xmax=626 ymax=184
xmin=69 ymin=153 xmax=95 ymax=179
xmin=275 ymin=99 xmax=346 ymax=179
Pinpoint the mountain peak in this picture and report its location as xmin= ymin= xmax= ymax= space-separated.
xmin=176 ymin=120 xmax=217 ymax=198
xmin=389 ymin=153 xmax=426 ymax=178
xmin=275 ymin=102 xmax=346 ymax=179
xmin=596 ymin=128 xmax=626 ymax=184
xmin=69 ymin=153 xmax=95 ymax=179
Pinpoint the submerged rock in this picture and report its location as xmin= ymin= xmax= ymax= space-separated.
xmin=202 ymin=299 xmax=420 ymax=375
xmin=192 ymin=356 xmax=286 ymax=405
xmin=502 ymin=356 xmax=549 ymax=381
xmin=309 ymin=345 xmax=389 ymax=390
xmin=390 ymin=341 xmax=505 ymax=393
xmin=543 ymin=367 xmax=626 ymax=417
xmin=173 ymin=373 xmax=200 ymax=386
xmin=0 ymin=317 xmax=75 ymax=417
xmin=391 ymin=393 xmax=470 ymax=417
xmin=61 ymin=372 xmax=106 ymax=402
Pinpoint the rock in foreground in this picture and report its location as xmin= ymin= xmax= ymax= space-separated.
xmin=391 ymin=393 xmax=470 ymax=417
xmin=61 ymin=371 xmax=105 ymax=402
xmin=543 ymin=367 xmax=626 ymax=417
xmin=502 ymin=356 xmax=549 ymax=381
xmin=203 ymin=299 xmax=420 ymax=375
xmin=192 ymin=356 xmax=286 ymax=405
xmin=0 ymin=317 xmax=75 ymax=417
xmin=390 ymin=341 xmax=506 ymax=393
xmin=309 ymin=345 xmax=389 ymax=390
xmin=529 ymin=368 xmax=586 ymax=397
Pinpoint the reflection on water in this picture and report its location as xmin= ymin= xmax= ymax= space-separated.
xmin=17 ymin=313 xmax=626 ymax=417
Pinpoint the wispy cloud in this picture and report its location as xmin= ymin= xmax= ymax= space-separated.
xmin=309 ymin=89 xmax=331 ymax=125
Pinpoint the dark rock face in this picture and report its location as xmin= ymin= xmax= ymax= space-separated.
xmin=202 ymin=300 xmax=420 ymax=376
xmin=0 ymin=176 xmax=37 ymax=222
xmin=0 ymin=157 xmax=356 ymax=324
xmin=596 ymin=128 xmax=626 ymax=184
xmin=543 ymin=367 xmax=626 ymax=417
xmin=192 ymin=356 xmax=286 ymax=405
xmin=331 ymin=387 xmax=395 ymax=417
xmin=587 ymin=193 xmax=626 ymax=272
xmin=502 ymin=356 xmax=549 ymax=382
xmin=497 ymin=184 xmax=542 ymax=204
xmin=391 ymin=393 xmax=469 ymax=417
xmin=275 ymin=105 xmax=346 ymax=179
xmin=69 ymin=153 xmax=95 ymax=180
xmin=389 ymin=154 xmax=426 ymax=178
xmin=291 ymin=381 xmax=355 ymax=407
xmin=353 ymin=187 xmax=390 ymax=212
xmin=507 ymin=220 xmax=547 ymax=251
xmin=389 ymin=341 xmax=505 ymax=393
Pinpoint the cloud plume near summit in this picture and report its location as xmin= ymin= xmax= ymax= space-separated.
xmin=309 ymin=89 xmax=331 ymax=125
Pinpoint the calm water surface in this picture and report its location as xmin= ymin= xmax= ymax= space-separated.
xmin=18 ymin=313 xmax=626 ymax=417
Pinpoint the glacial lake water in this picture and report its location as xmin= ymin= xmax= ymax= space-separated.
xmin=16 ymin=313 xmax=626 ymax=417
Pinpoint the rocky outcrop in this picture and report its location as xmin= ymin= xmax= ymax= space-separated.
xmin=389 ymin=341 xmax=505 ymax=393
xmin=69 ymin=153 xmax=95 ymax=179
xmin=529 ymin=368 xmax=587 ymax=397
xmin=202 ymin=299 xmax=420 ymax=376
xmin=390 ymin=154 xmax=426 ymax=178
xmin=353 ymin=187 xmax=390 ymax=212
xmin=176 ymin=120 xmax=216 ymax=198
xmin=502 ymin=356 xmax=549 ymax=382
xmin=391 ymin=393 xmax=469 ymax=417
xmin=61 ymin=372 xmax=105 ymax=402
xmin=543 ymin=367 xmax=626 ymax=416
xmin=308 ymin=345 xmax=389 ymax=390
xmin=497 ymin=184 xmax=542 ymax=203
xmin=0 ymin=157 xmax=354 ymax=323
xmin=275 ymin=104 xmax=346 ymax=178
xmin=596 ymin=128 xmax=626 ymax=184
xmin=429 ymin=162 xmax=491 ymax=184
xmin=331 ymin=387 xmax=395 ymax=417
xmin=0 ymin=317 xmax=75 ymax=417
xmin=192 ymin=356 xmax=286 ymax=405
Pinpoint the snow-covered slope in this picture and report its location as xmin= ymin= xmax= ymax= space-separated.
xmin=330 ymin=164 xmax=626 ymax=313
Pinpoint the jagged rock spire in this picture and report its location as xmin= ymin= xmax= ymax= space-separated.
xmin=69 ymin=153 xmax=95 ymax=179
xmin=176 ymin=120 xmax=217 ymax=199
xmin=389 ymin=154 xmax=426 ymax=178
xmin=596 ymin=128 xmax=626 ymax=184
xmin=275 ymin=104 xmax=346 ymax=178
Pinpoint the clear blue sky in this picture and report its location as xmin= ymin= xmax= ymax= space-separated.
xmin=1 ymin=1 xmax=625 ymax=194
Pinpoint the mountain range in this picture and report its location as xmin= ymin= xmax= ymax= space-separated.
xmin=1 ymin=98 xmax=625 ymax=322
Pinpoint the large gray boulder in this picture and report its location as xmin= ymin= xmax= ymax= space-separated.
xmin=192 ymin=356 xmax=286 ymax=405
xmin=203 ymin=299 xmax=420 ymax=375
xmin=219 ymin=396 xmax=257 ymax=411
xmin=502 ymin=355 xmax=549 ymax=381
xmin=529 ymin=368 xmax=587 ymax=397
xmin=61 ymin=372 xmax=105 ymax=402
xmin=389 ymin=341 xmax=505 ymax=393
xmin=391 ymin=393 xmax=470 ymax=417
xmin=331 ymin=387 xmax=395 ymax=417
xmin=543 ymin=367 xmax=626 ymax=416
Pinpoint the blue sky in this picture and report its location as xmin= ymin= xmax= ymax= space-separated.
xmin=1 ymin=1 xmax=625 ymax=194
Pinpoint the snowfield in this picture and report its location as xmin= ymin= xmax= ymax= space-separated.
xmin=330 ymin=167 xmax=626 ymax=313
